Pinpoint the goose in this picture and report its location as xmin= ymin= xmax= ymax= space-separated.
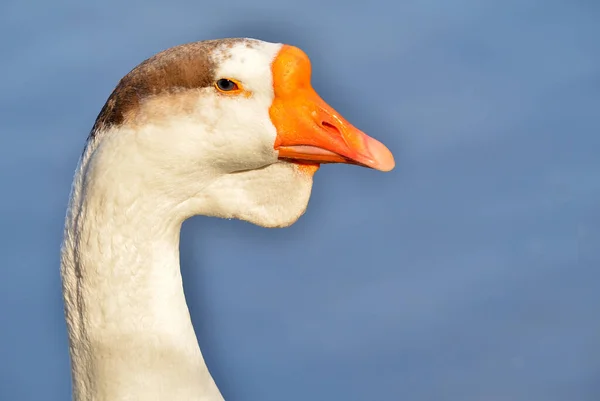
xmin=60 ymin=37 xmax=395 ymax=401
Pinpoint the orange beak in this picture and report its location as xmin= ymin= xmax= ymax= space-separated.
xmin=269 ymin=45 xmax=395 ymax=172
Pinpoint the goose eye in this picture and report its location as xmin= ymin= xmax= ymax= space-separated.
xmin=215 ymin=79 xmax=238 ymax=92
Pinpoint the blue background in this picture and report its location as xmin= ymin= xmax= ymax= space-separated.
xmin=1 ymin=0 xmax=599 ymax=400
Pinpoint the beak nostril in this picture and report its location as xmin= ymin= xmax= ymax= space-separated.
xmin=321 ymin=121 xmax=341 ymax=135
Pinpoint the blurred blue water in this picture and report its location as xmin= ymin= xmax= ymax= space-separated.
xmin=0 ymin=0 xmax=599 ymax=400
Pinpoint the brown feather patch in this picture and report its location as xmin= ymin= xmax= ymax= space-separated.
xmin=88 ymin=38 xmax=256 ymax=138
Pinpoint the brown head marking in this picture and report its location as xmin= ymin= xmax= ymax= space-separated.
xmin=88 ymin=38 xmax=257 ymax=139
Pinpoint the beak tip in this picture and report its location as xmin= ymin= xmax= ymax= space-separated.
xmin=365 ymin=137 xmax=396 ymax=172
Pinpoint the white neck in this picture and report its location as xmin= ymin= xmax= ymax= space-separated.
xmin=60 ymin=120 xmax=313 ymax=401
xmin=60 ymin=143 xmax=224 ymax=401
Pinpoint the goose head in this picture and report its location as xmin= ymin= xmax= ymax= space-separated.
xmin=84 ymin=38 xmax=394 ymax=228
